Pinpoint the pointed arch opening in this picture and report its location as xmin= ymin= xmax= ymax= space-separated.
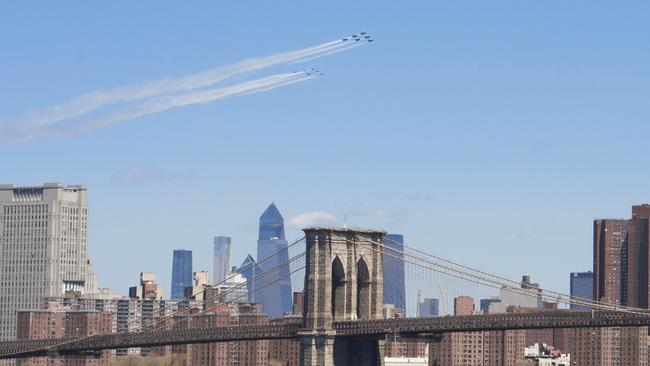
xmin=356 ymin=257 xmax=370 ymax=319
xmin=331 ymin=256 xmax=346 ymax=320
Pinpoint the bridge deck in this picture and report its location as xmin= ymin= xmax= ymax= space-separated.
xmin=2 ymin=310 xmax=650 ymax=359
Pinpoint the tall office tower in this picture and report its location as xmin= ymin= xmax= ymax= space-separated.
xmin=383 ymin=233 xmax=406 ymax=311
xmin=569 ymin=271 xmax=593 ymax=310
xmin=171 ymin=250 xmax=193 ymax=299
xmin=593 ymin=219 xmax=629 ymax=305
xmin=255 ymin=203 xmax=292 ymax=318
xmin=0 ymin=183 xmax=98 ymax=340
xmin=213 ymin=236 xmax=231 ymax=285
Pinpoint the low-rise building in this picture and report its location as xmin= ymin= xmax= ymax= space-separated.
xmin=523 ymin=343 xmax=570 ymax=365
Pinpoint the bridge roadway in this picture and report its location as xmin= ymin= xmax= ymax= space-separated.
xmin=2 ymin=310 xmax=650 ymax=359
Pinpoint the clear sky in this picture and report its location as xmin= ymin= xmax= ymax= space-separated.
xmin=1 ymin=1 xmax=649 ymax=298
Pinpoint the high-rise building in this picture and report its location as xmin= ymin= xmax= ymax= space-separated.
xmin=0 ymin=183 xmax=98 ymax=340
xmin=593 ymin=205 xmax=650 ymax=308
xmin=255 ymin=203 xmax=292 ymax=318
xmin=171 ymin=250 xmax=193 ymax=299
xmin=417 ymin=298 xmax=439 ymax=317
xmin=627 ymin=205 xmax=650 ymax=308
xmin=593 ymin=219 xmax=628 ymax=305
xmin=383 ymin=233 xmax=406 ymax=312
xmin=569 ymin=272 xmax=593 ymax=310
xmin=213 ymin=236 xmax=231 ymax=285
xmin=237 ymin=254 xmax=263 ymax=303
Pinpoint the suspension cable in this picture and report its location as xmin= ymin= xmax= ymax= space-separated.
xmin=383 ymin=236 xmax=647 ymax=314
xmin=19 ymin=237 xmax=306 ymax=356
xmin=350 ymin=237 xmax=649 ymax=315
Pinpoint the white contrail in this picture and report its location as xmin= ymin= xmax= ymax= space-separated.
xmin=4 ymin=71 xmax=315 ymax=143
xmin=9 ymin=37 xmax=362 ymax=130
xmin=291 ymin=42 xmax=365 ymax=64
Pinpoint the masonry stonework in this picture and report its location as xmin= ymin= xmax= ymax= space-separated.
xmin=299 ymin=227 xmax=386 ymax=366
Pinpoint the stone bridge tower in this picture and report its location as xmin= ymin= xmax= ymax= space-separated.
xmin=299 ymin=227 xmax=385 ymax=366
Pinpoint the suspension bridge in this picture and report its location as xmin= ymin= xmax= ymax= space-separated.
xmin=2 ymin=227 xmax=649 ymax=365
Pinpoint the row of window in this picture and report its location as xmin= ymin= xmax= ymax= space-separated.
xmin=2 ymin=204 xmax=49 ymax=215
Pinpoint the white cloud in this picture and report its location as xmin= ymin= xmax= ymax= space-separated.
xmin=288 ymin=211 xmax=337 ymax=229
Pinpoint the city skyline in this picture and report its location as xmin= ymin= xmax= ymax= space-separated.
xmin=2 ymin=2 xmax=650 ymax=297
xmin=0 ymin=181 xmax=637 ymax=308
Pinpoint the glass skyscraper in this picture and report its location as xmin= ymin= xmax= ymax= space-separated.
xmin=570 ymin=271 xmax=593 ymax=310
xmin=255 ymin=203 xmax=292 ymax=318
xmin=213 ymin=236 xmax=231 ymax=285
xmin=238 ymin=254 xmax=263 ymax=302
xmin=383 ymin=233 xmax=406 ymax=311
xmin=171 ymin=249 xmax=193 ymax=299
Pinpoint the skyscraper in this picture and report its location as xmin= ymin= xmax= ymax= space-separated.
xmin=383 ymin=233 xmax=406 ymax=311
xmin=213 ymin=236 xmax=231 ymax=285
xmin=237 ymin=254 xmax=263 ymax=302
xmin=0 ymin=183 xmax=98 ymax=340
xmin=594 ymin=219 xmax=628 ymax=305
xmin=569 ymin=271 xmax=593 ymax=310
xmin=255 ymin=203 xmax=292 ymax=318
xmin=627 ymin=205 xmax=650 ymax=308
xmin=593 ymin=205 xmax=650 ymax=308
xmin=171 ymin=250 xmax=193 ymax=299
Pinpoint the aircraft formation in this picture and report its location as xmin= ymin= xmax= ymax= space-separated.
xmin=342 ymin=31 xmax=374 ymax=43
xmin=292 ymin=67 xmax=324 ymax=76
xmin=290 ymin=32 xmax=374 ymax=78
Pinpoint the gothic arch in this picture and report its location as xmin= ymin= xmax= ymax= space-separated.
xmin=331 ymin=256 xmax=346 ymax=320
xmin=356 ymin=257 xmax=370 ymax=319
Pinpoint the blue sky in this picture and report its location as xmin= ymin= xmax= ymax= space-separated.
xmin=1 ymin=1 xmax=649 ymax=298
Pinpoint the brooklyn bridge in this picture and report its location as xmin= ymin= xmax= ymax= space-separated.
xmin=2 ymin=227 xmax=649 ymax=365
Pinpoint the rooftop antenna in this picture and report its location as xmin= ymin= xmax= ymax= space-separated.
xmin=343 ymin=208 xmax=348 ymax=228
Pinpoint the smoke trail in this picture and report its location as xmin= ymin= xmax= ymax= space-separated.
xmin=9 ymin=38 xmax=360 ymax=130
xmin=3 ymin=72 xmax=315 ymax=143
xmin=290 ymin=42 xmax=365 ymax=64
